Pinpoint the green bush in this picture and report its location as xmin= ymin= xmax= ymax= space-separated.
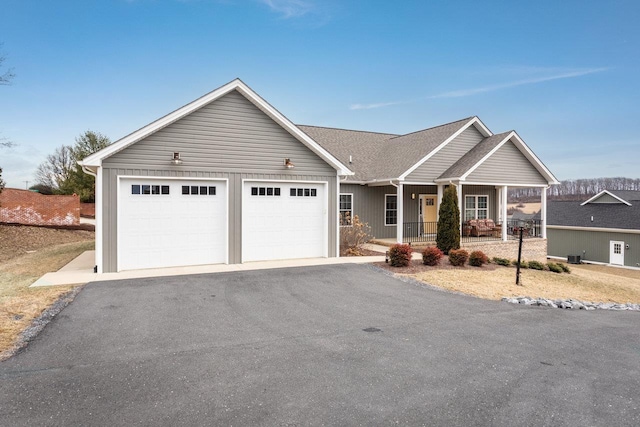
xmin=559 ymin=263 xmax=571 ymax=273
xmin=511 ymin=259 xmax=529 ymax=269
xmin=422 ymin=246 xmax=443 ymax=266
xmin=448 ymin=249 xmax=469 ymax=266
xmin=469 ymin=250 xmax=488 ymax=267
xmin=436 ymin=185 xmax=460 ymax=254
xmin=528 ymin=260 xmax=545 ymax=270
xmin=546 ymin=262 xmax=563 ymax=273
xmin=389 ymin=243 xmax=413 ymax=267
xmin=493 ymin=257 xmax=511 ymax=267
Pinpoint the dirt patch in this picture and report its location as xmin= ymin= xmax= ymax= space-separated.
xmin=342 ymin=248 xmax=383 ymax=257
xmin=0 ymin=224 xmax=94 ymax=263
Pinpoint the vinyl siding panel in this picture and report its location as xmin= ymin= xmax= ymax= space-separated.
xmin=340 ymin=184 xmax=396 ymax=239
xmin=406 ymin=126 xmax=484 ymax=182
xmin=104 ymin=90 xmax=335 ymax=175
xmin=547 ymin=227 xmax=640 ymax=267
xmin=101 ymin=169 xmax=337 ymax=272
xmin=589 ymin=194 xmax=623 ymax=204
xmin=466 ymin=140 xmax=548 ymax=185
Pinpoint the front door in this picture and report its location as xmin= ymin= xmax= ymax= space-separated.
xmin=610 ymin=241 xmax=625 ymax=265
xmin=419 ymin=195 xmax=437 ymax=236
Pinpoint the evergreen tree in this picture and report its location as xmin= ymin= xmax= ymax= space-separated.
xmin=436 ymin=185 xmax=461 ymax=254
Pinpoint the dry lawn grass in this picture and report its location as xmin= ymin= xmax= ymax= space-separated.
xmin=508 ymin=202 xmax=541 ymax=214
xmin=408 ymin=262 xmax=640 ymax=303
xmin=0 ymin=240 xmax=94 ymax=356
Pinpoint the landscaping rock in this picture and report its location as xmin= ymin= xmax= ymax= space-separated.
xmin=502 ymin=296 xmax=640 ymax=312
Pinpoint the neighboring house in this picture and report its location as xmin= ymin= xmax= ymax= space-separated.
xmin=547 ymin=190 xmax=640 ymax=268
xmin=81 ymin=79 xmax=558 ymax=273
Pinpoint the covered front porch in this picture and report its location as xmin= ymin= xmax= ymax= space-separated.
xmin=388 ymin=182 xmax=547 ymax=245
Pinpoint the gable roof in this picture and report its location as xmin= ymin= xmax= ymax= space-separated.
xmin=581 ymin=190 xmax=638 ymax=206
xmin=80 ymin=79 xmax=353 ymax=176
xmin=300 ymin=117 xmax=490 ymax=182
xmin=548 ymin=200 xmax=640 ymax=230
xmin=436 ymin=131 xmax=559 ymax=185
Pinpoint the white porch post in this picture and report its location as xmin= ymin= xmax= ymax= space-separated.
xmin=501 ymin=186 xmax=508 ymax=241
xmin=457 ymin=183 xmax=463 ymax=234
xmin=541 ymin=186 xmax=548 ymax=238
xmin=397 ymin=183 xmax=404 ymax=243
xmin=436 ymin=184 xmax=444 ymax=221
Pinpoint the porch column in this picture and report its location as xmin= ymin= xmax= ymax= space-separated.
xmin=541 ymin=186 xmax=547 ymax=238
xmin=501 ymin=186 xmax=508 ymax=241
xmin=436 ymin=184 xmax=444 ymax=221
xmin=457 ymin=183 xmax=463 ymax=234
xmin=397 ymin=183 xmax=404 ymax=243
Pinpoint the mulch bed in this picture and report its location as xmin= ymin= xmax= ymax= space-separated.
xmin=373 ymin=256 xmax=498 ymax=274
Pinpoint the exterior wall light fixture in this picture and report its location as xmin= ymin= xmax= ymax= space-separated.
xmin=172 ymin=152 xmax=183 ymax=165
xmin=284 ymin=158 xmax=295 ymax=169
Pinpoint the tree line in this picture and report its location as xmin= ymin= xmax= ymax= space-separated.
xmin=509 ymin=177 xmax=640 ymax=201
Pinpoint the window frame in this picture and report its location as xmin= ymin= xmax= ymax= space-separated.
xmin=339 ymin=193 xmax=353 ymax=227
xmin=385 ymin=194 xmax=398 ymax=226
xmin=464 ymin=195 xmax=489 ymax=221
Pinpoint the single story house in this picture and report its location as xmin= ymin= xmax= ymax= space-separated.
xmin=547 ymin=190 xmax=640 ymax=268
xmin=80 ymin=79 xmax=558 ymax=273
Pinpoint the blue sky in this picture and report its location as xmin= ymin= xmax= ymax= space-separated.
xmin=1 ymin=0 xmax=638 ymax=188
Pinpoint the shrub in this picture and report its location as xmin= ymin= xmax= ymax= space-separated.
xmin=547 ymin=262 xmax=563 ymax=273
xmin=493 ymin=257 xmax=511 ymax=267
xmin=436 ymin=185 xmax=460 ymax=254
xmin=468 ymin=250 xmax=488 ymax=267
xmin=528 ymin=260 xmax=545 ymax=270
xmin=389 ymin=244 xmax=413 ymax=267
xmin=448 ymin=249 xmax=469 ymax=267
xmin=421 ymin=246 xmax=443 ymax=266
xmin=339 ymin=215 xmax=372 ymax=256
xmin=559 ymin=263 xmax=571 ymax=273
xmin=511 ymin=259 xmax=529 ymax=269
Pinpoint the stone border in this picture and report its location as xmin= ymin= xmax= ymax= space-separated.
xmin=502 ymin=296 xmax=639 ymax=311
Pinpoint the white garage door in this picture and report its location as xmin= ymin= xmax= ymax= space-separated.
xmin=242 ymin=181 xmax=326 ymax=262
xmin=119 ymin=178 xmax=227 ymax=271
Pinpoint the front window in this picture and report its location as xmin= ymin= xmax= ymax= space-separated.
xmin=465 ymin=195 xmax=488 ymax=220
xmin=385 ymin=195 xmax=397 ymax=225
xmin=339 ymin=194 xmax=353 ymax=226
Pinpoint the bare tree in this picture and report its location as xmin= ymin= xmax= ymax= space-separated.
xmin=0 ymin=43 xmax=15 ymax=85
xmin=34 ymin=145 xmax=75 ymax=190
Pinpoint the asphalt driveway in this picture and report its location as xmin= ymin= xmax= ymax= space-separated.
xmin=1 ymin=264 xmax=639 ymax=426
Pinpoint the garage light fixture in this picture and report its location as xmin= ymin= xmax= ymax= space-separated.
xmin=284 ymin=158 xmax=295 ymax=169
xmin=171 ymin=152 xmax=183 ymax=165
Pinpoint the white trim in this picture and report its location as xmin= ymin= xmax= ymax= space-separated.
xmin=541 ymin=186 xmax=547 ymax=238
xmin=116 ymin=175 xmax=230 ymax=272
xmin=336 ymin=173 xmax=340 ymax=258
xmin=399 ymin=117 xmax=492 ymax=180
xmin=463 ymin=194 xmax=489 ymax=221
xmin=396 ymin=184 xmax=404 ymax=243
xmin=547 ymin=225 xmax=640 ymax=235
xmin=80 ymin=79 xmax=354 ymax=176
xmin=501 ymin=186 xmax=508 ymax=241
xmin=241 ymin=178 xmax=329 ymax=263
xmin=95 ymin=167 xmax=103 ymax=273
xmin=339 ymin=192 xmax=354 ymax=227
xmin=436 ymin=180 xmax=548 ymax=188
xmin=581 ymin=190 xmax=632 ymax=206
xmin=384 ymin=193 xmax=398 ymax=227
xmin=401 ymin=181 xmax=437 ymax=186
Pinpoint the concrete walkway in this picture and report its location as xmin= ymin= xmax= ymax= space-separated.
xmin=30 ymin=243 xmax=401 ymax=287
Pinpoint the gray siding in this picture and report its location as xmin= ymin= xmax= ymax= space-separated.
xmin=104 ymin=90 xmax=335 ymax=175
xmin=340 ymin=184 xmax=396 ymax=239
xmin=406 ymin=126 xmax=484 ymax=182
xmin=466 ymin=140 xmax=548 ymax=185
xmin=589 ymin=193 xmax=623 ymax=204
xmin=100 ymin=90 xmax=338 ymax=272
xmin=548 ymin=227 xmax=640 ymax=267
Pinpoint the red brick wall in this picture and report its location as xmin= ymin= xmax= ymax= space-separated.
xmin=80 ymin=203 xmax=95 ymax=218
xmin=0 ymin=188 xmax=80 ymax=226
